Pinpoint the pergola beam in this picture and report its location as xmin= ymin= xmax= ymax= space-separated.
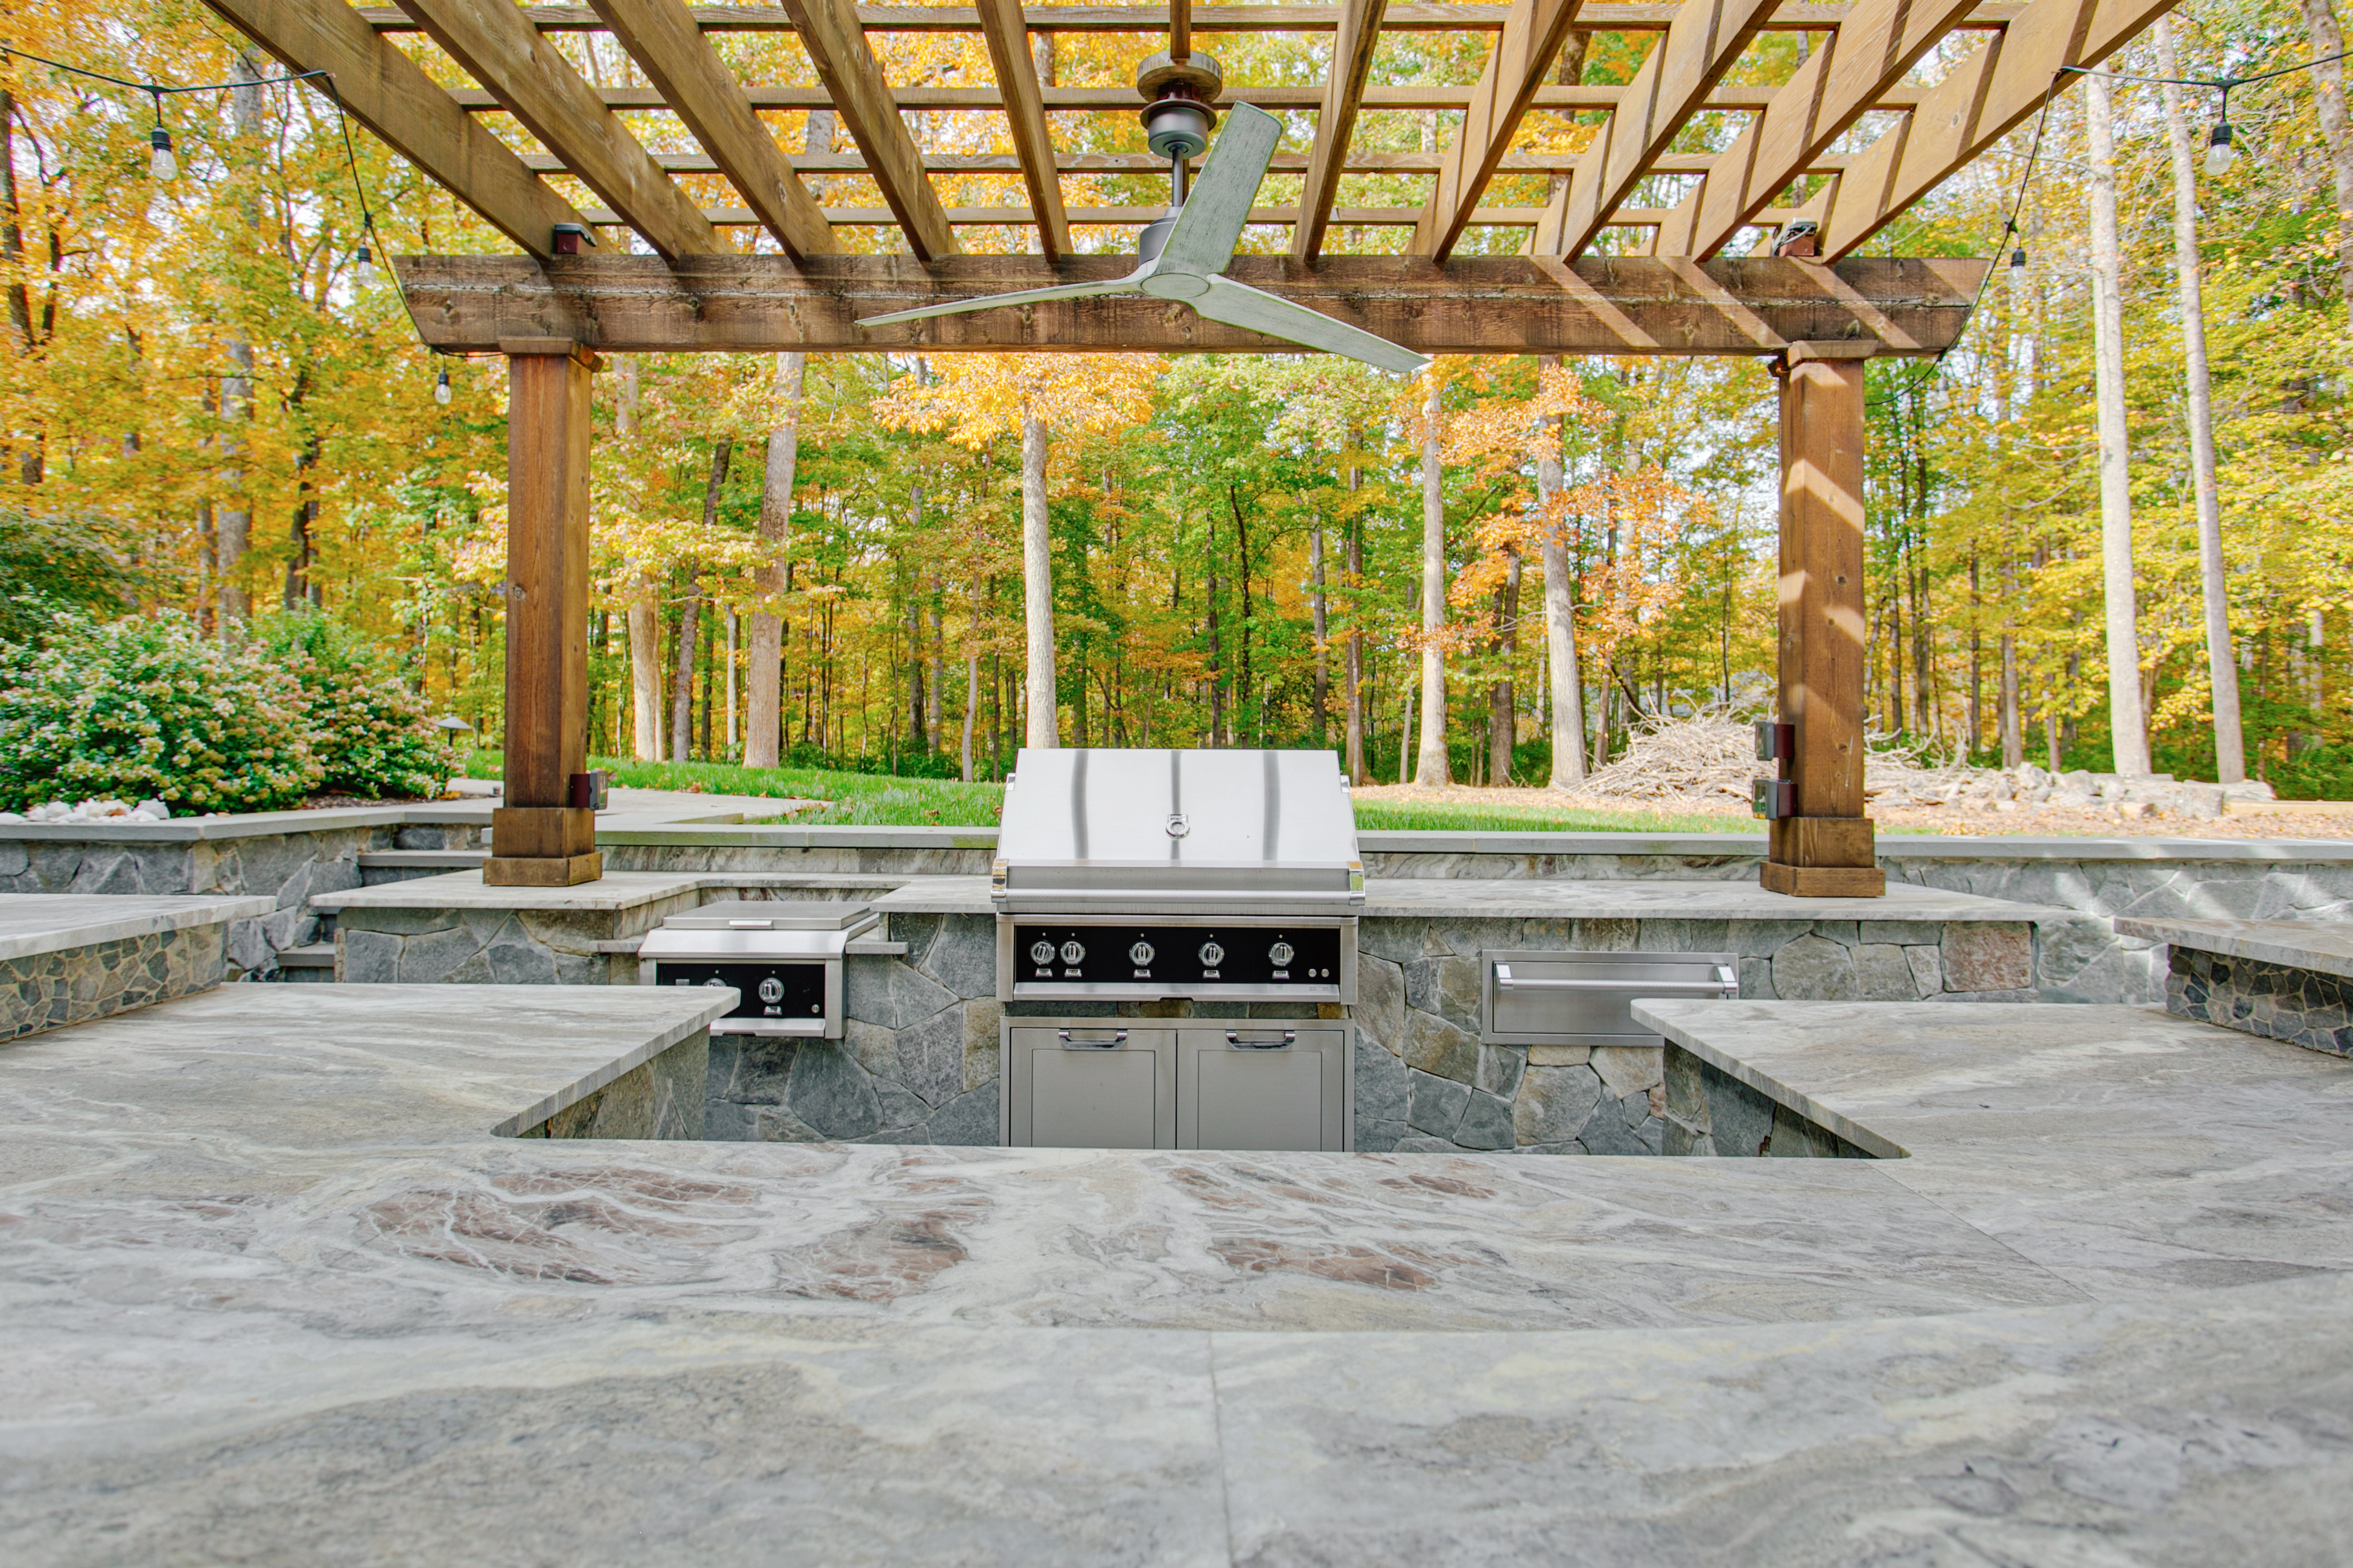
xmin=400 ymin=0 xmax=722 ymax=260
xmin=586 ymin=0 xmax=838 ymax=258
xmin=573 ymin=201 xmax=1801 ymax=227
xmin=358 ymin=2 xmax=2031 ymax=34
xmin=975 ymin=0 xmax=1072 ymax=258
xmin=1657 ymin=0 xmax=1977 ymax=259
xmin=450 ymin=81 xmax=1930 ymax=110
xmin=777 ymin=0 xmax=961 ymax=259
xmin=1817 ymin=0 xmax=2180 ymax=255
xmin=1291 ymin=0 xmax=1387 ymax=261
xmin=1540 ymin=0 xmax=1786 ymax=259
xmin=521 ymin=147 xmax=1854 ymax=174
xmin=394 ymin=252 xmax=1987 ymax=355
xmin=201 ymin=0 xmax=592 ymax=259
xmin=1412 ymin=0 xmax=1584 ymax=261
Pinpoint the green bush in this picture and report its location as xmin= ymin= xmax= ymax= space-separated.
xmin=0 ymin=612 xmax=321 ymax=812
xmin=256 ymin=612 xmax=457 ymax=799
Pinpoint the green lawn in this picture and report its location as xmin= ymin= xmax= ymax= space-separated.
xmin=466 ymin=754 xmax=1803 ymax=831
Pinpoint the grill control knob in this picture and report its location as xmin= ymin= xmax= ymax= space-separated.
xmin=757 ymin=977 xmax=784 ymax=1003
xmin=1268 ymin=941 xmax=1295 ymax=967
xmin=1029 ymin=939 xmax=1056 ymax=965
xmin=1060 ymin=939 xmax=1087 ymax=965
xmin=1198 ymin=939 xmax=1225 ymax=967
xmin=1129 ymin=941 xmax=1156 ymax=967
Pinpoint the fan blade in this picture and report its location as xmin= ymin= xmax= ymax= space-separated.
xmin=858 ymin=276 xmax=1140 ymax=329
xmin=1190 ymin=275 xmax=1430 ymax=375
xmin=1156 ymin=103 xmax=1282 ymax=277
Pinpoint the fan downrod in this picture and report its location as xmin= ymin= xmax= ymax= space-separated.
xmin=1135 ymin=50 xmax=1223 ymax=262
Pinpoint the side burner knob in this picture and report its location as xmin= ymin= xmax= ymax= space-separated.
xmin=1198 ymin=939 xmax=1225 ymax=967
xmin=1268 ymin=940 xmax=1295 ymax=967
xmin=1060 ymin=939 xmax=1087 ymax=965
xmin=1029 ymin=939 xmax=1056 ymax=965
xmin=1129 ymin=940 xmax=1156 ymax=966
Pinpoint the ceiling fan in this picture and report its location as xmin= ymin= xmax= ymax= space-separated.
xmin=856 ymin=54 xmax=1429 ymax=376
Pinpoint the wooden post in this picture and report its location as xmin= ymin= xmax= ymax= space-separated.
xmin=1762 ymin=341 xmax=1884 ymax=898
xmin=486 ymin=338 xmax=603 ymax=887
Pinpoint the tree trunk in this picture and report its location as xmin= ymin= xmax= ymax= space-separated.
xmin=1537 ymin=367 xmax=1588 ymax=787
xmin=961 ymin=647 xmax=978 ymax=781
xmin=724 ymin=610 xmax=738 ymax=756
xmin=672 ymin=440 xmax=732 ymax=761
xmin=1310 ymin=523 xmax=1329 ymax=747
xmin=2300 ymin=0 xmax=2353 ymax=313
xmin=745 ymin=351 xmax=805 ymax=768
xmin=2156 ymin=19 xmax=2247 ymax=784
xmin=1345 ymin=507 xmax=1368 ymax=783
xmin=2086 ymin=71 xmax=2152 ymax=775
xmin=1968 ymin=551 xmax=1983 ymax=754
xmin=1415 ymin=374 xmax=1451 ymax=784
xmin=1020 ymin=405 xmax=1057 ymax=749
xmin=616 ymin=358 xmax=663 ymax=763
xmin=927 ymin=574 xmax=945 ymax=755
xmin=1489 ymin=549 xmax=1520 ymax=784
xmin=215 ymin=56 xmax=263 ymax=635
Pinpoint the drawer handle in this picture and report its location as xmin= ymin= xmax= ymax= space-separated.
xmin=1494 ymin=964 xmax=1737 ymax=994
xmin=1226 ymin=1029 xmax=1297 ymax=1049
xmin=1058 ymin=1028 xmax=1128 ymax=1048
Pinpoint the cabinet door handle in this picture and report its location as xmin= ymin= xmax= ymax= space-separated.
xmin=1226 ymin=1029 xmax=1297 ymax=1049
xmin=1058 ymin=1028 xmax=1128 ymax=1048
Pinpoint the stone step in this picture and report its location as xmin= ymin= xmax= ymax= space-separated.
xmin=358 ymin=849 xmax=488 ymax=887
xmin=275 ymin=942 xmax=336 ymax=968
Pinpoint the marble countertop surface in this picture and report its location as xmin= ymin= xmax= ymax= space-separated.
xmin=0 ymin=892 xmax=278 ymax=961
xmin=2113 ymin=914 xmax=2353 ymax=979
xmin=874 ymin=874 xmax=2064 ymax=923
xmin=5 ymin=987 xmax=2351 ymax=1562
xmin=314 ymin=869 xmax=907 ymax=913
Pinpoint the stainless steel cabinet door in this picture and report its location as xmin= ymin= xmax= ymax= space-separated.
xmin=1004 ymin=1024 xmax=1176 ymax=1149
xmin=1176 ymin=1023 xmax=1348 ymax=1152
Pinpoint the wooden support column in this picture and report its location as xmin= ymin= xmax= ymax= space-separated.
xmin=486 ymin=338 xmax=602 ymax=888
xmin=1763 ymin=340 xmax=1883 ymax=898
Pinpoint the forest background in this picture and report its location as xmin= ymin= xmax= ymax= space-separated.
xmin=3 ymin=0 xmax=2350 ymax=801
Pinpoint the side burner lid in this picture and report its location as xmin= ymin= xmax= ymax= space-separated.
xmin=660 ymin=900 xmax=874 ymax=931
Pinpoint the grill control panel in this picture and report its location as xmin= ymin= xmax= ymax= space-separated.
xmin=649 ymin=960 xmax=825 ymax=1024
xmin=1012 ymin=924 xmax=1344 ymax=990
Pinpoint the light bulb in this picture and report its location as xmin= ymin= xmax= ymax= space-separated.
xmin=2205 ymin=120 xmax=2235 ymax=177
xmin=354 ymin=243 xmax=378 ymax=290
xmin=433 ymin=367 xmax=452 ymax=406
xmin=2006 ymin=246 xmax=2027 ymax=299
xmin=148 ymin=127 xmax=176 ymax=182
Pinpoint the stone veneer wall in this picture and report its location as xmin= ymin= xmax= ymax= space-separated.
xmin=2165 ymin=948 xmax=2353 ymax=1058
xmin=0 ymin=924 xmax=228 ymax=1041
xmin=0 ymin=819 xmax=482 ymax=980
xmin=1346 ymin=913 xmax=2030 ymax=1154
xmin=517 ymin=1030 xmax=709 ymax=1139
xmin=1661 ymin=1044 xmax=1876 ymax=1159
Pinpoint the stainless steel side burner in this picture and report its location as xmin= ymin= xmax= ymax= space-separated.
xmin=637 ymin=900 xmax=877 ymax=1037
xmin=991 ymin=747 xmax=1363 ymax=1005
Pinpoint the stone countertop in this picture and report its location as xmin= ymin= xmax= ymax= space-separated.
xmin=871 ymin=875 xmax=2064 ymax=923
xmin=5 ymin=985 xmax=2353 ymax=1560
xmin=0 ymin=892 xmax=278 ymax=961
xmin=2113 ymin=915 xmax=2353 ymax=980
xmin=314 ymin=869 xmax=906 ymax=913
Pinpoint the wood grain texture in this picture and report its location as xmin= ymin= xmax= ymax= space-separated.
xmin=776 ymin=0 xmax=961 ymax=259
xmin=501 ymin=353 xmax=595 ymax=819
xmin=451 ymin=81 xmax=1929 ymax=110
xmin=587 ymin=0 xmax=838 ymax=257
xmin=1819 ymin=0 xmax=2182 ymax=256
xmin=202 ymin=0 xmax=591 ymax=258
xmin=1657 ymin=0 xmax=1979 ymax=259
xmin=1539 ymin=0 xmax=1786 ymax=259
xmin=568 ymin=200 xmax=1798 ymax=226
xmin=975 ymin=0 xmax=1072 ymax=258
xmin=1291 ymin=0 xmax=1388 ymax=260
xmin=1774 ymin=354 xmax=1868 ymax=835
xmin=521 ymin=147 xmax=1854 ymax=174
xmin=401 ymin=0 xmax=722 ymax=261
xmin=1412 ymin=0 xmax=1583 ymax=260
xmin=392 ymin=252 xmax=1987 ymax=354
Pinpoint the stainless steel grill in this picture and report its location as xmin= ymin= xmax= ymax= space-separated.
xmin=638 ymin=900 xmax=877 ymax=1037
xmin=991 ymin=747 xmax=1363 ymax=1004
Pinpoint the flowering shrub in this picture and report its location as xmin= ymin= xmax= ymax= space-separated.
xmin=0 ymin=613 xmax=321 ymax=812
xmin=256 ymin=613 xmax=457 ymax=799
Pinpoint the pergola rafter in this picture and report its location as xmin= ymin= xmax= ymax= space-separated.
xmin=205 ymin=0 xmax=2181 ymax=894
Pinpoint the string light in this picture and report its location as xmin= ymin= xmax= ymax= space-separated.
xmin=434 ymin=366 xmax=452 ymax=405
xmin=148 ymin=124 xmax=176 ymax=182
xmin=2205 ymin=118 xmax=2236 ymax=177
xmin=354 ymin=241 xmax=379 ymax=289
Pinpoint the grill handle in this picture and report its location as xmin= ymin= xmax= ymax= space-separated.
xmin=1494 ymin=963 xmax=1737 ymax=994
xmin=1057 ymin=1028 xmax=1129 ymax=1049
xmin=1226 ymin=1029 xmax=1297 ymax=1049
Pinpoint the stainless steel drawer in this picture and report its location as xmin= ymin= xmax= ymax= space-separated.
xmin=1175 ymin=1023 xmax=1349 ymax=1152
xmin=1480 ymin=950 xmax=1738 ymax=1046
xmin=1003 ymin=1024 xmax=1176 ymax=1149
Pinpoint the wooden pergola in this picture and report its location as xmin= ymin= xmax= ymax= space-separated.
xmin=206 ymin=0 xmax=2175 ymax=893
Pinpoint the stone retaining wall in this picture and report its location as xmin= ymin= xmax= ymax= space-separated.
xmin=518 ymin=1030 xmax=708 ymax=1140
xmin=0 ymin=924 xmax=228 ymax=1041
xmin=2165 ymin=948 xmax=2353 ymax=1058
xmin=1661 ymin=1044 xmax=1877 ymax=1159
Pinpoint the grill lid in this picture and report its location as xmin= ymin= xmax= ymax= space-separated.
xmin=659 ymin=900 xmax=875 ymax=932
xmin=992 ymin=749 xmax=1362 ymax=912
